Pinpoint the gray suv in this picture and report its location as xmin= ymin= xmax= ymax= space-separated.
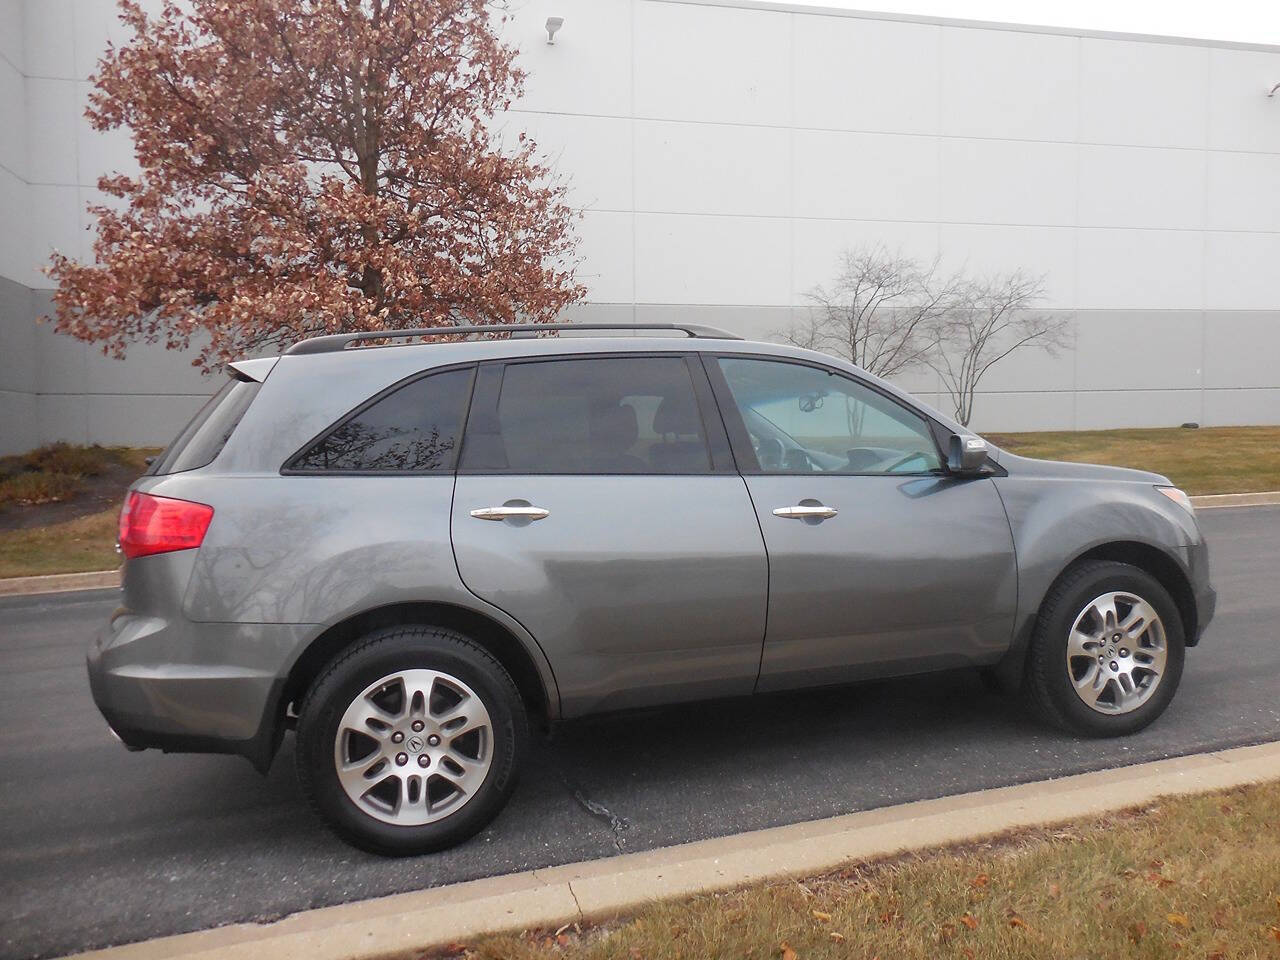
xmin=88 ymin=323 xmax=1215 ymax=855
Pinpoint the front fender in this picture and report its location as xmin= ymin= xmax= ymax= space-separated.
xmin=991 ymin=476 xmax=1201 ymax=683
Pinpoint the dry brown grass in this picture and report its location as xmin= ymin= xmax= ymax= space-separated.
xmin=441 ymin=780 xmax=1280 ymax=960
xmin=986 ymin=425 xmax=1280 ymax=495
xmin=0 ymin=507 xmax=121 ymax=578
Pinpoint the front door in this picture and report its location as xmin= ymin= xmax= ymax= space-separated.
xmin=707 ymin=355 xmax=1018 ymax=691
xmin=450 ymin=354 xmax=768 ymax=717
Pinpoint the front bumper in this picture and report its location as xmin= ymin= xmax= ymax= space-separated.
xmin=87 ymin=610 xmax=311 ymax=771
xmin=1193 ymin=583 xmax=1217 ymax=643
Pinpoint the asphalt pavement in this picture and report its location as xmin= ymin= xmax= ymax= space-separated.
xmin=2 ymin=506 xmax=1277 ymax=960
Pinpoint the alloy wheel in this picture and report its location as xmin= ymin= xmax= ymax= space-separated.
xmin=1065 ymin=591 xmax=1168 ymax=715
xmin=333 ymin=668 xmax=493 ymax=826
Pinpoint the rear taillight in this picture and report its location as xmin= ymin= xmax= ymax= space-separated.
xmin=117 ymin=492 xmax=214 ymax=559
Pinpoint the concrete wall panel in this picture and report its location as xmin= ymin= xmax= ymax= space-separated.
xmin=25 ymin=77 xmax=75 ymax=184
xmin=1075 ymin=389 xmax=1202 ymax=430
xmin=1207 ymin=151 xmax=1280 ymax=233
xmin=1074 ymin=311 xmax=1203 ymax=391
xmin=21 ymin=0 xmax=74 ymax=79
xmin=1077 ymin=229 xmax=1204 ymax=310
xmin=636 ymin=121 xmax=790 ymax=217
xmin=1205 ymin=233 xmax=1280 ymax=311
xmin=0 ymin=166 xmax=30 ymax=286
xmin=792 ymin=218 xmax=939 ymax=302
xmin=1202 ymin=388 xmax=1280 ymax=426
xmin=85 ymin=393 xmax=207 ymax=448
xmin=636 ymin=213 xmax=790 ymax=305
xmin=0 ymin=0 xmax=23 ymax=74
xmin=634 ymin=2 xmax=790 ymax=126
xmin=74 ymin=80 xmax=136 ymax=186
xmin=36 ymin=391 xmax=87 ymax=444
xmin=792 ymin=14 xmax=939 ymax=135
xmin=575 ymin=210 xmax=635 ymax=304
xmin=1079 ymin=39 xmax=1209 ymax=149
xmin=1202 ymin=312 xmax=1280 ymax=389
xmin=938 ymin=223 xmax=1077 ymax=307
xmin=969 ymin=391 xmax=1075 ymax=433
xmin=506 ymin=0 xmax=633 ymax=118
xmin=939 ymin=138 xmax=1076 ymax=227
xmin=794 ymin=129 xmax=938 ymax=222
xmin=1077 ymin=145 xmax=1206 ymax=231
xmin=1208 ymin=48 xmax=1280 ymax=154
xmin=0 ymin=389 xmax=39 ymax=455
xmin=27 ymin=183 xmax=79 ymax=269
xmin=0 ymin=274 xmax=35 ymax=394
xmin=0 ymin=55 xmax=27 ymax=181
xmin=510 ymin=113 xmax=633 ymax=213
xmin=940 ymin=27 xmax=1077 ymax=143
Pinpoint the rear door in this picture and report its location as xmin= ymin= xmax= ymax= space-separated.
xmin=707 ymin=355 xmax=1018 ymax=690
xmin=450 ymin=353 xmax=768 ymax=717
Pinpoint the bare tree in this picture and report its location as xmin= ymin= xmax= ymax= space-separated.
xmin=926 ymin=271 xmax=1070 ymax=427
xmin=782 ymin=247 xmax=955 ymax=379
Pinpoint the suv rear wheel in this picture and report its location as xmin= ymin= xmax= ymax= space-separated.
xmin=1025 ymin=560 xmax=1185 ymax=737
xmin=295 ymin=626 xmax=527 ymax=855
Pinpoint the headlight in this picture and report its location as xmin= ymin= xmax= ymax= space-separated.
xmin=1156 ymin=485 xmax=1195 ymax=516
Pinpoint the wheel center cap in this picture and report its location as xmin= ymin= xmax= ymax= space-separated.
xmin=406 ymin=735 xmax=425 ymax=753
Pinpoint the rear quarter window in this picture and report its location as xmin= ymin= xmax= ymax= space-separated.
xmin=285 ymin=366 xmax=473 ymax=473
xmin=151 ymin=376 xmax=261 ymax=475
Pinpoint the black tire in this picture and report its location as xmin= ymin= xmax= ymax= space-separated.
xmin=295 ymin=625 xmax=527 ymax=856
xmin=1024 ymin=560 xmax=1185 ymax=737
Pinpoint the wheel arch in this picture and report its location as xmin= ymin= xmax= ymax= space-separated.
xmin=1064 ymin=541 xmax=1198 ymax=646
xmin=280 ymin=601 xmax=559 ymax=736
xmin=993 ymin=538 xmax=1199 ymax=691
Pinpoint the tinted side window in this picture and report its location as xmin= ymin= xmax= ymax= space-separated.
xmin=288 ymin=367 xmax=472 ymax=473
xmin=461 ymin=357 xmax=711 ymax=474
xmin=716 ymin=357 xmax=942 ymax=475
xmin=153 ymin=377 xmax=261 ymax=475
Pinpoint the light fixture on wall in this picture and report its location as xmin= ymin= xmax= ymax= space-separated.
xmin=545 ymin=17 xmax=564 ymax=44
xmin=1269 ymin=81 xmax=1280 ymax=98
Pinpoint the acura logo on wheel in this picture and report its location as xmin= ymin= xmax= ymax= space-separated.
xmin=406 ymin=735 xmax=425 ymax=753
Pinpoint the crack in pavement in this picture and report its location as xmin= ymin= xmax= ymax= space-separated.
xmin=558 ymin=770 xmax=630 ymax=853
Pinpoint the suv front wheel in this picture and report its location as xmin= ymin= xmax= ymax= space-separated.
xmin=1025 ymin=560 xmax=1185 ymax=737
xmin=295 ymin=626 xmax=527 ymax=855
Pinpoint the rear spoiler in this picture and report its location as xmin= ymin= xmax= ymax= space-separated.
xmin=227 ymin=357 xmax=278 ymax=383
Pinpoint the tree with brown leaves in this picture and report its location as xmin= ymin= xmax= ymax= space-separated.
xmin=48 ymin=0 xmax=584 ymax=369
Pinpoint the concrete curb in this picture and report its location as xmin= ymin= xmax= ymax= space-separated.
xmin=1189 ymin=490 xmax=1280 ymax=509
xmin=1 ymin=491 xmax=1276 ymax=598
xmin=0 ymin=568 xmax=120 ymax=597
xmin=61 ymin=740 xmax=1280 ymax=960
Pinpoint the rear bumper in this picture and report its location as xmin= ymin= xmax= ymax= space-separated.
xmin=87 ymin=610 xmax=311 ymax=771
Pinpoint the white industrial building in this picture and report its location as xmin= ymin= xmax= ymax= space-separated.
xmin=2 ymin=0 xmax=1279 ymax=453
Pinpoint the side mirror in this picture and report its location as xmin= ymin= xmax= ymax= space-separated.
xmin=948 ymin=434 xmax=989 ymax=475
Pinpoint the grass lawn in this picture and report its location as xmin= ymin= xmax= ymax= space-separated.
xmin=447 ymin=780 xmax=1280 ymax=960
xmin=986 ymin=425 xmax=1280 ymax=496
xmin=0 ymin=445 xmax=157 ymax=579
xmin=0 ymin=507 xmax=121 ymax=578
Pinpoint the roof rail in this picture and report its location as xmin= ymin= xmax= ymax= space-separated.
xmin=285 ymin=322 xmax=743 ymax=355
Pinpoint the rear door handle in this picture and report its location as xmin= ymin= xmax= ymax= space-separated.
xmin=772 ymin=504 xmax=838 ymax=520
xmin=470 ymin=505 xmax=550 ymax=521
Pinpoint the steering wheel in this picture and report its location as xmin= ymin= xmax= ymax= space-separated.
xmin=884 ymin=451 xmax=931 ymax=473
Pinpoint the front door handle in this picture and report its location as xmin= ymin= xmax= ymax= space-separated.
xmin=772 ymin=503 xmax=838 ymax=520
xmin=470 ymin=505 xmax=550 ymax=521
